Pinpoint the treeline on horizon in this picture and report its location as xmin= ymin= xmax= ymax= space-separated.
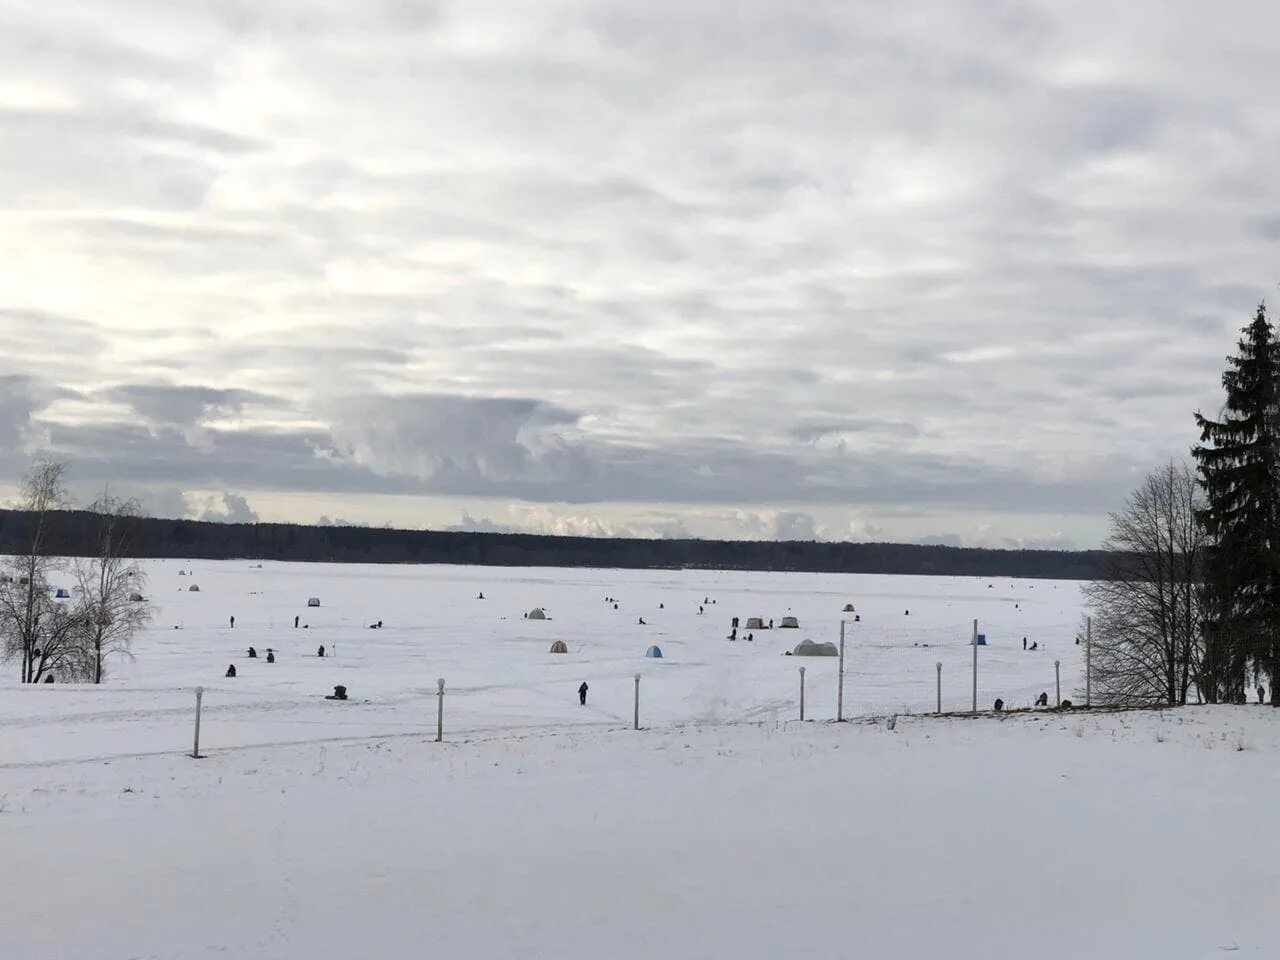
xmin=0 ymin=509 xmax=1109 ymax=580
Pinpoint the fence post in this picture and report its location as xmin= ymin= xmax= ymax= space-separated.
xmin=436 ymin=678 xmax=445 ymax=743
xmin=799 ymin=666 xmax=806 ymax=721
xmin=1085 ymin=616 xmax=1092 ymax=708
xmin=971 ymin=619 xmax=978 ymax=713
xmin=936 ymin=661 xmax=942 ymax=714
xmin=633 ymin=673 xmax=641 ymax=730
xmin=837 ymin=619 xmax=846 ymax=722
xmin=191 ymin=686 xmax=204 ymax=759
xmin=1055 ymin=659 xmax=1061 ymax=707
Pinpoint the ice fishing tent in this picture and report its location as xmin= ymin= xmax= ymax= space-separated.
xmin=307 ymin=597 xmax=321 ymax=608
xmin=745 ymin=617 xmax=765 ymax=630
xmin=793 ymin=639 xmax=838 ymax=657
xmin=549 ymin=640 xmax=568 ymax=654
xmin=645 ymin=645 xmax=663 ymax=658
xmin=842 ymin=603 xmax=855 ymax=612
xmin=528 ymin=607 xmax=547 ymax=620
xmin=779 ymin=616 xmax=799 ymax=628
xmin=188 ymin=584 xmax=201 ymax=592
xmin=53 ymin=588 xmax=70 ymax=599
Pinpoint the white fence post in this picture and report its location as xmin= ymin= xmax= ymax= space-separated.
xmin=191 ymin=686 xmax=204 ymax=759
xmin=633 ymin=673 xmax=641 ymax=730
xmin=837 ymin=619 xmax=846 ymax=722
xmin=1055 ymin=659 xmax=1061 ymax=707
xmin=799 ymin=666 xmax=806 ymax=721
xmin=1085 ymin=616 xmax=1092 ymax=708
xmin=936 ymin=661 xmax=942 ymax=714
xmin=971 ymin=619 xmax=979 ymax=713
xmin=436 ymin=678 xmax=445 ymax=743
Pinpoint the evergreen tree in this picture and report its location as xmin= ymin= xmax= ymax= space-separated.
xmin=1193 ymin=304 xmax=1280 ymax=704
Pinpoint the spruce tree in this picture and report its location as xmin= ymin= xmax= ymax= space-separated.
xmin=1193 ymin=304 xmax=1280 ymax=704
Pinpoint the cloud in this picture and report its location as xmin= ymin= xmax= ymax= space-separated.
xmin=3 ymin=0 xmax=1278 ymax=546
xmin=772 ymin=511 xmax=821 ymax=541
xmin=197 ymin=492 xmax=260 ymax=524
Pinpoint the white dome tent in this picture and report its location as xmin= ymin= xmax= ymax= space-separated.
xmin=792 ymin=639 xmax=838 ymax=657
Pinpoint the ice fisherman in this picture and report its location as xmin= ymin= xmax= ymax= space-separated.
xmin=294 ymin=615 xmax=299 ymax=629
xmin=225 ymin=663 xmax=237 ymax=678
xmin=1023 ymin=637 xmax=1027 ymax=651
xmin=247 ymin=646 xmax=257 ymax=658
xmin=578 ymin=681 xmax=589 ymax=705
xmin=230 ymin=615 xmax=235 ymax=629
xmin=266 ymin=649 xmax=276 ymax=664
xmin=318 ymin=645 xmax=326 ymax=658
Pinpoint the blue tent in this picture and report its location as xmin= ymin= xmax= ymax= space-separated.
xmin=973 ymin=634 xmax=987 ymax=646
xmin=645 ymin=645 xmax=663 ymax=658
xmin=54 ymin=588 xmax=70 ymax=599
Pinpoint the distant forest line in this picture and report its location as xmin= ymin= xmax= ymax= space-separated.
xmin=0 ymin=509 xmax=1109 ymax=580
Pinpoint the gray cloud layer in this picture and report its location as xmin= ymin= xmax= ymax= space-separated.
xmin=1 ymin=0 xmax=1276 ymax=544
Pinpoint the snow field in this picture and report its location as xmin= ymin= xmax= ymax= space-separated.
xmin=0 ymin=561 xmax=1088 ymax=764
xmin=2 ymin=705 xmax=1277 ymax=959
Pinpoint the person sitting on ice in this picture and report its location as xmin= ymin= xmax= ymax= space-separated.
xmin=1035 ymin=692 xmax=1049 ymax=707
xmin=993 ymin=698 xmax=1004 ymax=712
xmin=638 ymin=617 xmax=646 ymax=625
xmin=225 ymin=663 xmax=237 ymax=678
xmin=746 ymin=632 xmax=754 ymax=642
xmin=728 ymin=627 xmax=737 ymax=641
xmin=247 ymin=646 xmax=257 ymax=658
xmin=659 ymin=602 xmax=664 ymax=609
xmin=1029 ymin=641 xmax=1038 ymax=651
xmin=578 ymin=681 xmax=589 ymax=705
xmin=317 ymin=645 xmax=326 ymax=658
xmin=266 ymin=649 xmax=276 ymax=663
xmin=477 ymin=592 xmax=485 ymax=600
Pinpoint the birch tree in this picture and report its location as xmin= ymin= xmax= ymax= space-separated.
xmin=71 ymin=493 xmax=151 ymax=683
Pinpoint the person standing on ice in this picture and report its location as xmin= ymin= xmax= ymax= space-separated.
xmin=230 ymin=615 xmax=235 ymax=629
xmin=578 ymin=682 xmax=589 ymax=705
xmin=294 ymin=615 xmax=299 ymax=629
xmin=1022 ymin=637 xmax=1027 ymax=651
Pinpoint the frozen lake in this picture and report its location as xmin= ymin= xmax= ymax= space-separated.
xmin=0 ymin=560 xmax=1087 ymax=765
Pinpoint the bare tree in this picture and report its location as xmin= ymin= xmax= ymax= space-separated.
xmin=1084 ymin=461 xmax=1206 ymax=705
xmin=0 ymin=460 xmax=73 ymax=683
xmin=70 ymin=492 xmax=152 ymax=683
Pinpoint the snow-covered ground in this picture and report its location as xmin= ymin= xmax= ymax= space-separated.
xmin=5 ymin=562 xmax=1275 ymax=958
xmin=1 ymin=561 xmax=1088 ymax=765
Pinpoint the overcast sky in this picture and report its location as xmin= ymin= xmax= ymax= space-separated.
xmin=1 ymin=0 xmax=1276 ymax=547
